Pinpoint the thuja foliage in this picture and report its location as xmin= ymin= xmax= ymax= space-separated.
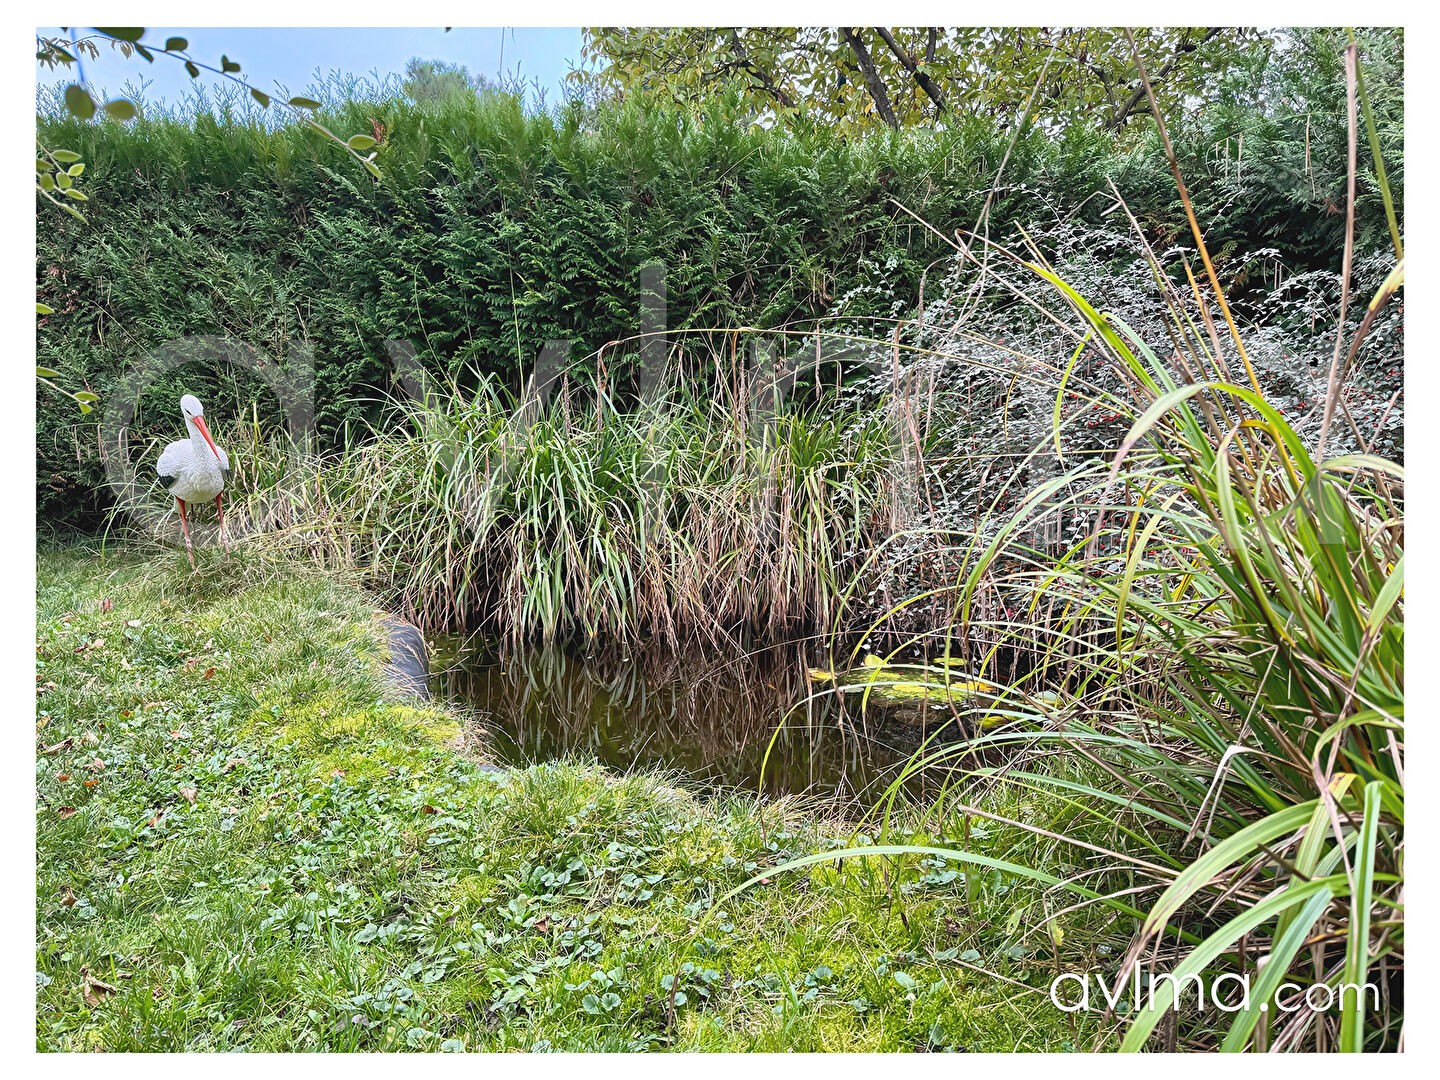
xmin=36 ymin=31 xmax=1400 ymax=528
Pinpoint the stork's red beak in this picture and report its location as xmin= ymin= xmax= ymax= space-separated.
xmin=192 ymin=415 xmax=222 ymax=460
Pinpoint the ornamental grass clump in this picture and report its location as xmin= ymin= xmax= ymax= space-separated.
xmin=779 ymin=43 xmax=1402 ymax=1051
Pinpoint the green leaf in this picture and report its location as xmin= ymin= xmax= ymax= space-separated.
xmin=250 ymin=88 xmax=272 ymax=107
xmin=1120 ymin=876 xmax=1347 ymax=1051
xmin=1339 ymin=782 xmax=1385 ymax=1051
xmin=1140 ymin=801 xmax=1318 ymax=937
xmin=57 ymin=173 xmax=72 ymax=190
xmin=38 ymin=174 xmax=55 ymax=191
xmin=51 ymin=150 xmax=81 ymax=163
xmin=346 ymin=134 xmax=377 ymax=151
xmin=35 ymin=158 xmax=52 ymax=173
xmin=64 ymin=84 xmax=96 ymax=120
xmin=103 ymin=99 xmax=138 ymax=122
xmin=73 ymin=392 xmax=100 ymax=403
xmin=164 ymin=37 xmax=188 ymax=52
xmin=35 ymin=304 xmax=55 ymax=316
xmin=63 ymin=189 xmax=88 ymax=201
xmin=288 ymin=96 xmax=322 ymax=109
xmin=1219 ymin=887 xmax=1335 ymax=1051
xmin=78 ymin=402 xmax=93 ymax=414
xmin=185 ymin=61 xmax=200 ymax=79
xmin=97 ymin=28 xmax=145 ymax=43
xmin=36 ymin=368 xmax=60 ymax=378
xmin=1367 ymin=554 xmax=1404 ymax=635
xmin=221 ymin=55 xmax=242 ymax=74
xmin=67 ymin=163 xmax=85 ymax=176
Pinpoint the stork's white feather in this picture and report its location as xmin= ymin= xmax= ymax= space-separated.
xmin=157 ymin=394 xmax=229 ymax=504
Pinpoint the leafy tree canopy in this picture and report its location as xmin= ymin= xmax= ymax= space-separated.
xmin=403 ymin=58 xmax=494 ymax=103
xmin=581 ymin=26 xmax=1271 ymax=134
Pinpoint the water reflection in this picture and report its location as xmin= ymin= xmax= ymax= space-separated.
xmin=431 ymin=643 xmax=954 ymax=802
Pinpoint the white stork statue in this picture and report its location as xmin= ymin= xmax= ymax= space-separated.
xmin=156 ymin=394 xmax=230 ymax=567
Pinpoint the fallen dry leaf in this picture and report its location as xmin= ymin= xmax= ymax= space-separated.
xmin=180 ymin=788 xmax=196 ymax=804
xmin=421 ymin=804 xmax=438 ymax=815
xmin=57 ymin=806 xmax=76 ymax=818
xmin=86 ymin=758 xmax=105 ymax=772
xmin=61 ymin=888 xmax=77 ymax=907
xmin=41 ymin=738 xmax=73 ymax=756
xmin=202 ymin=667 xmax=217 ymax=680
xmin=99 ymin=598 xmax=113 ymax=613
xmin=224 ymin=757 xmax=246 ymax=772
xmin=80 ymin=966 xmax=118 ymax=1007
xmin=56 ymin=773 xmax=71 ymax=783
xmin=83 ymin=780 xmax=99 ymax=788
xmin=83 ymin=731 xmax=99 ymax=745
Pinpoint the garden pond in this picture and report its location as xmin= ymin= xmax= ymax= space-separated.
xmin=429 ymin=640 xmax=984 ymax=802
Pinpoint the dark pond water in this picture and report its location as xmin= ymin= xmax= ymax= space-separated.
xmin=430 ymin=642 xmax=967 ymax=802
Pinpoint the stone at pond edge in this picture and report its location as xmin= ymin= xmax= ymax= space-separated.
xmin=382 ymin=617 xmax=430 ymax=699
xmin=381 ymin=617 xmax=510 ymax=776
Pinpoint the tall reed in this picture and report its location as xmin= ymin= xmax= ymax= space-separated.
xmin=214 ymin=367 xmax=900 ymax=650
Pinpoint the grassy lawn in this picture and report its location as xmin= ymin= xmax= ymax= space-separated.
xmin=35 ymin=546 xmax=1111 ymax=1052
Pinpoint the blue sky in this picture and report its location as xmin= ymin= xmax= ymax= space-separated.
xmin=37 ymin=27 xmax=588 ymax=108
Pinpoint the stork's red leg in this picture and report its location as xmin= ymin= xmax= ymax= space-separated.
xmin=215 ymin=492 xmax=231 ymax=552
xmin=177 ymin=497 xmax=196 ymax=569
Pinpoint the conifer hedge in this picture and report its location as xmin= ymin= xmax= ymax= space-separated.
xmin=36 ymin=89 xmax=1389 ymax=526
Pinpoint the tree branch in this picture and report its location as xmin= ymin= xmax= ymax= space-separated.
xmin=873 ymin=27 xmax=947 ymax=115
xmin=1108 ymin=27 xmax=1222 ymax=131
xmin=840 ymin=27 xmax=899 ymax=128
xmin=726 ymin=28 xmax=798 ymax=110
